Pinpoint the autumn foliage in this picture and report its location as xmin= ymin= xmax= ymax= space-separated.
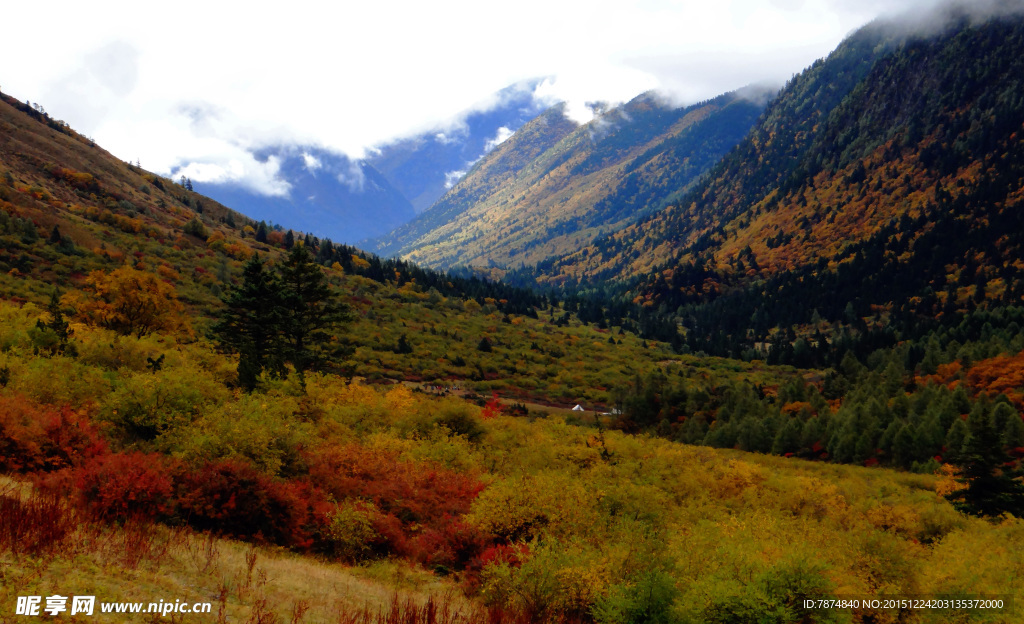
xmin=72 ymin=451 xmax=176 ymax=522
xmin=0 ymin=391 xmax=490 ymax=564
xmin=918 ymin=351 xmax=1024 ymax=409
xmin=304 ymin=443 xmax=489 ymax=565
xmin=0 ymin=395 xmax=107 ymax=473
xmin=63 ymin=266 xmax=190 ymax=338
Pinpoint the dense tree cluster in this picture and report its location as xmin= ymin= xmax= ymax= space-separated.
xmin=213 ymin=245 xmax=350 ymax=390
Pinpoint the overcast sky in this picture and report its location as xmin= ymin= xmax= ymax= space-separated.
xmin=1 ymin=0 xmax=950 ymax=195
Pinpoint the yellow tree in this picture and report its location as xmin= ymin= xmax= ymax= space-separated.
xmin=65 ymin=266 xmax=190 ymax=338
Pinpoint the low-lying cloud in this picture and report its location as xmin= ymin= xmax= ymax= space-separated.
xmin=174 ymin=154 xmax=291 ymax=197
xmin=0 ymin=0 xmax=983 ymax=197
xmin=484 ymin=127 xmax=514 ymax=152
xmin=444 ymin=169 xmax=468 ymax=189
xmin=337 ymin=160 xmax=366 ymax=193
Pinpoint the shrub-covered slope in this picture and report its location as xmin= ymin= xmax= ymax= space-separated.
xmin=369 ymin=91 xmax=767 ymax=272
xmin=531 ymin=11 xmax=1024 ymax=310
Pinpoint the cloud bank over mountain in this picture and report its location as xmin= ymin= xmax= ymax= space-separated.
xmin=0 ymin=0 xmax=956 ymax=197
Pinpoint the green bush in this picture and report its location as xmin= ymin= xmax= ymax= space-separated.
xmin=593 ymin=570 xmax=678 ymax=624
xmin=102 ymin=364 xmax=227 ymax=442
xmin=169 ymin=393 xmax=309 ymax=476
xmin=12 ymin=356 xmax=111 ymax=408
xmin=323 ymin=500 xmax=379 ymax=562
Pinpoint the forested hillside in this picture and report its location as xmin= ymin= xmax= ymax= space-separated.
xmin=4 ymin=7 xmax=1024 ymax=622
xmin=1 ymin=86 xmax=759 ymax=407
xmin=509 ymin=12 xmax=1024 ymax=349
xmin=370 ymin=90 xmax=767 ymax=271
xmin=529 ymin=11 xmax=1024 ymax=297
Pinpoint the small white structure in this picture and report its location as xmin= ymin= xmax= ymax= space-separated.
xmin=572 ymin=404 xmax=585 ymax=412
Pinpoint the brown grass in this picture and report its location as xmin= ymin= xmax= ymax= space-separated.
xmin=335 ymin=594 xmax=534 ymax=624
xmin=0 ymin=476 xmax=468 ymax=623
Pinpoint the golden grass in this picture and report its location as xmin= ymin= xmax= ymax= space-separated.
xmin=0 ymin=476 xmax=467 ymax=624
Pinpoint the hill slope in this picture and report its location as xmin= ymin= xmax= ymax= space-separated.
xmin=366 ymin=79 xmax=552 ymax=213
xmin=3 ymin=48 xmax=1024 ymax=624
xmin=369 ymin=90 xmax=768 ymax=271
xmin=530 ymin=9 xmax=1024 ymax=313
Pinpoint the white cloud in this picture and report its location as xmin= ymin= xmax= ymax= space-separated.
xmin=434 ymin=132 xmax=460 ymax=145
xmin=337 ymin=160 xmax=366 ymax=193
xmin=302 ymin=152 xmax=322 ymax=172
xmin=484 ymin=126 xmax=515 ymax=153
xmin=0 ymin=0 xmax=955 ymax=193
xmin=173 ymin=154 xmax=291 ymax=197
xmin=445 ymin=170 xmax=468 ymax=189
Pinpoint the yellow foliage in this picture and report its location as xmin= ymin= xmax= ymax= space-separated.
xmin=934 ymin=463 xmax=961 ymax=497
xmin=63 ymin=266 xmax=191 ymax=338
xmin=864 ymin=503 xmax=921 ymax=538
xmin=385 ymin=385 xmax=416 ymax=414
xmin=710 ymin=459 xmax=768 ymax=499
xmin=156 ymin=264 xmax=181 ymax=282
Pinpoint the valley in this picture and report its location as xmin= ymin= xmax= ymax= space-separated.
xmin=2 ymin=3 xmax=1024 ymax=623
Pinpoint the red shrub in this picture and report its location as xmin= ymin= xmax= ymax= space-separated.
xmin=411 ymin=514 xmax=490 ymax=571
xmin=175 ymin=458 xmax=327 ymax=548
xmin=305 ymin=444 xmax=485 ymax=525
xmin=463 ymin=543 xmax=530 ymax=593
xmin=74 ymin=452 xmax=176 ymax=522
xmin=303 ymin=444 xmax=488 ymax=560
xmin=481 ymin=394 xmax=501 ymax=420
xmin=0 ymin=395 xmax=107 ymax=473
xmin=368 ymin=510 xmax=408 ymax=557
xmin=39 ymin=405 xmax=109 ymax=471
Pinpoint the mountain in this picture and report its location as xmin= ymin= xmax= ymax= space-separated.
xmin=367 ymin=89 xmax=770 ymax=271
xmin=366 ymin=79 xmax=552 ymax=213
xmin=3 ymin=23 xmax=1024 ymax=623
xmin=510 ymin=6 xmax=1024 ymax=363
xmin=198 ymin=148 xmax=415 ymax=244
xmin=188 ymin=80 xmax=551 ymax=244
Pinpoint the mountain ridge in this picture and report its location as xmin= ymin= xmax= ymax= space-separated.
xmin=368 ymin=88 xmax=769 ymax=272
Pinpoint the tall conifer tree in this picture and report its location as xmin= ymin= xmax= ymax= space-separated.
xmin=947 ymin=406 xmax=1024 ymax=517
xmin=212 ymin=255 xmax=286 ymax=391
xmin=277 ymin=244 xmax=350 ymax=385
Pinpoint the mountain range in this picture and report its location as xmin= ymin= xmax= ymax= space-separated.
xmin=191 ymin=80 xmax=551 ymax=243
xmin=540 ymin=8 xmax=1024 ymax=293
xmin=365 ymin=88 xmax=771 ymax=271
xmin=4 ymin=3 xmax=1024 ymax=618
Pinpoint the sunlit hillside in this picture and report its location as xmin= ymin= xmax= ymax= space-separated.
xmin=2 ymin=9 xmax=1024 ymax=624
xmin=369 ymin=91 xmax=765 ymax=272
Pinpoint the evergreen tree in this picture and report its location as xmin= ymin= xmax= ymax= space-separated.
xmin=946 ymin=406 xmax=1024 ymax=517
xmin=277 ymin=244 xmax=350 ymax=385
xmin=20 ymin=219 xmax=38 ymax=244
xmin=284 ymin=229 xmax=295 ymax=250
xmin=34 ymin=290 xmax=74 ymax=356
xmin=212 ymin=255 xmax=286 ymax=391
xmin=944 ymin=417 xmax=969 ymax=464
xmin=1004 ymin=411 xmax=1024 ymax=449
xmin=256 ymin=221 xmax=268 ymax=243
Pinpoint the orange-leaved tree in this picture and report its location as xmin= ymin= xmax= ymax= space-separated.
xmin=64 ymin=265 xmax=190 ymax=338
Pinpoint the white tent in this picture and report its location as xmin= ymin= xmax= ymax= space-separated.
xmin=572 ymin=404 xmax=585 ymax=411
